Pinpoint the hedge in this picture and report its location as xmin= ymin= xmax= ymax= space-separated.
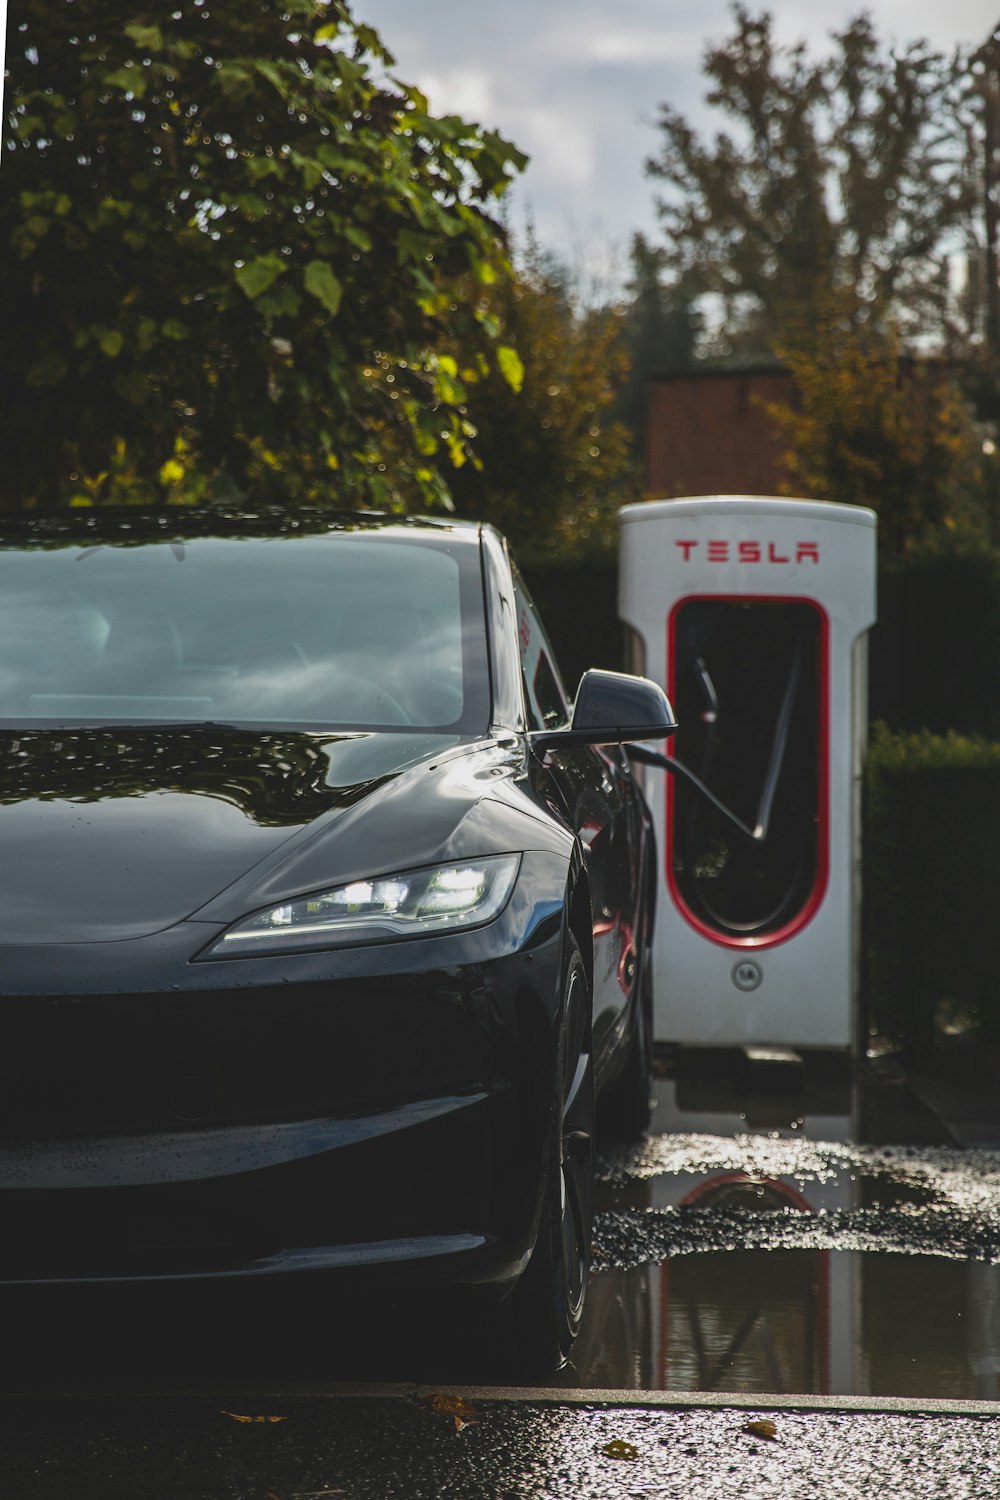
xmin=871 ymin=543 xmax=1000 ymax=739
xmin=864 ymin=725 xmax=1000 ymax=1057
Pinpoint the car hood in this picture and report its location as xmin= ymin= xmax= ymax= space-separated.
xmin=0 ymin=726 xmax=494 ymax=944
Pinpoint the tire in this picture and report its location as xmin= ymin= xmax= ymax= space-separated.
xmin=596 ymin=947 xmax=653 ymax=1143
xmin=504 ymin=935 xmax=594 ymax=1372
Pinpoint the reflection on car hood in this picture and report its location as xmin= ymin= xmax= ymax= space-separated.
xmin=0 ymin=727 xmax=463 ymax=944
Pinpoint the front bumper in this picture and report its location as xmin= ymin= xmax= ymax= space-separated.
xmin=0 ymin=851 xmax=568 ymax=1287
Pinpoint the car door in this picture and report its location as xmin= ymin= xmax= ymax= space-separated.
xmin=510 ymin=562 xmax=644 ymax=1073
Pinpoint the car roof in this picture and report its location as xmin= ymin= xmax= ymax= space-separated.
xmin=0 ymin=507 xmax=486 ymax=547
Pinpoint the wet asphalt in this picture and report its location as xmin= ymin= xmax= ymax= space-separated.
xmin=5 ymin=1059 xmax=1000 ymax=1498
xmin=6 ymin=1389 xmax=1000 ymax=1500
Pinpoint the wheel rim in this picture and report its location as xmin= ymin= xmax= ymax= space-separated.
xmin=559 ymin=961 xmax=593 ymax=1319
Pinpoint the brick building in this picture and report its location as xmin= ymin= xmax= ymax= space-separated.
xmin=646 ymin=365 xmax=797 ymax=497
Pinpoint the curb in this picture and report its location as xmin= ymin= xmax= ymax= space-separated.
xmin=224 ymin=1382 xmax=1000 ymax=1420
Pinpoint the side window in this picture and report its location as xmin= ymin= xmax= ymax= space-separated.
xmin=511 ymin=563 xmax=571 ymax=732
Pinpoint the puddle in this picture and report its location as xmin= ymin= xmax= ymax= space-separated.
xmin=570 ymin=1251 xmax=1000 ymax=1400
xmin=563 ymin=1069 xmax=1000 ymax=1400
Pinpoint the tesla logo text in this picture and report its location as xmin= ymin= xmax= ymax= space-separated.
xmin=674 ymin=540 xmax=819 ymax=564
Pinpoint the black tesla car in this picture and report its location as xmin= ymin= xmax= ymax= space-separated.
xmin=0 ymin=507 xmax=673 ymax=1369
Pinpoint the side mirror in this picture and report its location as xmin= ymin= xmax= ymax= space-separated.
xmin=531 ymin=669 xmax=677 ymax=752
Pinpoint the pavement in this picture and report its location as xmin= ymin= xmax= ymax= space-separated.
xmin=5 ymin=1384 xmax=1000 ymax=1500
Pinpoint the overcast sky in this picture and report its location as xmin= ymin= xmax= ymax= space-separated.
xmin=355 ymin=0 xmax=998 ymax=292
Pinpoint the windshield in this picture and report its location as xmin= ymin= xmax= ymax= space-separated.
xmin=0 ymin=525 xmax=490 ymax=733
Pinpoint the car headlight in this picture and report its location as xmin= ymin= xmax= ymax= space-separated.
xmin=201 ymin=854 xmax=521 ymax=958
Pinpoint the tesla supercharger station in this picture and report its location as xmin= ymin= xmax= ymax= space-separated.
xmin=619 ymin=496 xmax=877 ymax=1053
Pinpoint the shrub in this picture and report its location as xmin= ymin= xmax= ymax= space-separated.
xmin=865 ymin=723 xmax=1000 ymax=1056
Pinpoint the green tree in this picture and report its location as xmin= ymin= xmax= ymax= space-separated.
xmin=446 ymin=240 xmax=643 ymax=560
xmin=955 ymin=27 xmax=1000 ymax=423
xmin=768 ymin=295 xmax=991 ymax=555
xmin=646 ymin=7 xmax=971 ymax=353
xmin=2 ymin=0 xmax=526 ymax=511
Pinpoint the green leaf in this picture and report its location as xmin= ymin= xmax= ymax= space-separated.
xmin=245 ymin=156 xmax=282 ymax=182
xmin=104 ymin=66 xmax=147 ymax=98
xmin=445 ymin=430 xmax=467 ymax=469
xmin=288 ymin=148 xmax=327 ymax=189
xmin=258 ymin=284 xmax=302 ymax=318
xmin=343 ymin=225 xmax=372 ymax=253
xmin=232 ymin=193 xmax=269 ymax=218
xmin=253 ymin=60 xmax=286 ymax=92
xmin=496 ymin=345 xmax=525 ymax=394
xmin=482 ymin=129 xmax=529 ymax=178
xmin=124 ymin=22 xmax=164 ymax=52
xmin=97 ymin=329 xmax=123 ymax=358
xmin=475 ymin=308 xmax=500 ymax=339
xmin=315 ymin=144 xmax=366 ymax=175
xmin=397 ymin=230 xmax=431 ymax=266
xmin=215 ymin=62 xmax=253 ymax=92
xmin=467 ymin=248 xmax=497 ymax=285
xmin=303 ymin=260 xmax=343 ymax=317
xmin=235 ymin=254 xmax=288 ymax=300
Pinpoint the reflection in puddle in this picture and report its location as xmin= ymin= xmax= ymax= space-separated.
xmin=575 ymin=1253 xmax=828 ymax=1395
xmin=569 ymin=1074 xmax=1000 ymax=1400
xmin=573 ymin=1252 xmax=1000 ymax=1401
xmin=573 ymin=1252 xmax=1000 ymax=1402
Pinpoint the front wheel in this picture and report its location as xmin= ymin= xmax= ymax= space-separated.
xmin=504 ymin=935 xmax=594 ymax=1372
xmin=597 ymin=948 xmax=654 ymax=1143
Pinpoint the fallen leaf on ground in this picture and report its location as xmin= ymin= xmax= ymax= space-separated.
xmin=601 ymin=1439 xmax=639 ymax=1460
xmin=426 ymin=1393 xmax=480 ymax=1433
xmin=220 ymin=1410 xmax=287 ymax=1424
xmin=742 ymin=1419 xmax=778 ymax=1440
